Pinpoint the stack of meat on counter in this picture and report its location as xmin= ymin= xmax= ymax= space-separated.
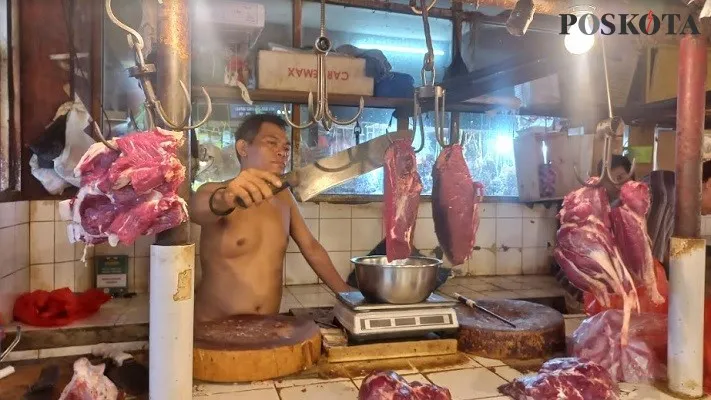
xmin=383 ymin=138 xmax=484 ymax=265
xmin=58 ymin=128 xmax=189 ymax=250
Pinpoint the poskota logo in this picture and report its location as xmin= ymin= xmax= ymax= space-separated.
xmin=560 ymin=11 xmax=701 ymax=35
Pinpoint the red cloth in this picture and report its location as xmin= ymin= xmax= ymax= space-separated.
xmin=13 ymin=288 xmax=111 ymax=327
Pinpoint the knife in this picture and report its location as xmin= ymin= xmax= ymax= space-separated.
xmin=234 ymin=129 xmax=413 ymax=206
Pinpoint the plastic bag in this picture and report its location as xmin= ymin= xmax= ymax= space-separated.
xmin=13 ymin=288 xmax=111 ymax=327
xmin=583 ymin=259 xmax=669 ymax=315
xmin=571 ymin=309 xmax=667 ymax=383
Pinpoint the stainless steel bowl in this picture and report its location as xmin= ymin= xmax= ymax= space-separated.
xmin=351 ymin=255 xmax=443 ymax=304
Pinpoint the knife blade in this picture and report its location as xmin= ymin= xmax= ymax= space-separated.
xmin=234 ymin=129 xmax=413 ymax=206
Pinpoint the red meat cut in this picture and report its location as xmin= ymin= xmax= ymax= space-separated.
xmin=498 ymin=357 xmax=620 ymax=400
xmin=610 ymin=181 xmax=664 ymax=305
xmin=358 ymin=371 xmax=452 ymax=400
xmin=431 ymin=144 xmax=484 ymax=266
xmin=383 ymin=138 xmax=423 ymax=262
xmin=553 ymin=178 xmax=639 ymax=345
xmin=58 ymin=128 xmax=188 ymax=248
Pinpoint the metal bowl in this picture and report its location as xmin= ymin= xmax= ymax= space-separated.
xmin=351 ymin=255 xmax=443 ymax=304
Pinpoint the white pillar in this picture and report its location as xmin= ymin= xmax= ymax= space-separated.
xmin=667 ymin=237 xmax=706 ymax=398
xmin=149 ymin=244 xmax=195 ymax=400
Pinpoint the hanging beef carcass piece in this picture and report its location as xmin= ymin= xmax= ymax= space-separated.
xmin=358 ymin=370 xmax=452 ymax=400
xmin=498 ymin=357 xmax=620 ymax=400
xmin=431 ymin=144 xmax=484 ymax=265
xmin=553 ymin=178 xmax=639 ymax=345
xmin=58 ymin=128 xmax=188 ymax=248
xmin=384 ymin=138 xmax=423 ymax=262
xmin=610 ymin=181 xmax=664 ymax=305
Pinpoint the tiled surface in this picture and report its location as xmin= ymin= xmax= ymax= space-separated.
xmin=2 ymin=200 xmax=560 ymax=323
xmin=191 ymin=350 xmax=697 ymax=400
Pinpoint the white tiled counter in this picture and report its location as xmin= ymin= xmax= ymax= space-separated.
xmin=192 ymin=352 xmax=704 ymax=400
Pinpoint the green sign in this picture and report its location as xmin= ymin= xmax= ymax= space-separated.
xmin=95 ymin=255 xmax=129 ymax=296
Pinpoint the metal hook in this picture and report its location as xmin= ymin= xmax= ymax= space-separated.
xmin=0 ymin=326 xmax=22 ymax=363
xmin=282 ymin=0 xmax=364 ymax=131
xmin=410 ymin=0 xmax=438 ymax=15
xmin=91 ymin=121 xmax=119 ymax=152
xmin=105 ymin=0 xmax=145 ymax=53
xmin=574 ymin=34 xmax=635 ymax=188
xmin=153 ymin=81 xmax=213 ymax=131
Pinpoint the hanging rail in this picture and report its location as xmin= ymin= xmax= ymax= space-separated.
xmin=95 ymin=0 xmax=214 ymax=147
xmin=283 ymin=0 xmax=364 ymax=131
xmin=574 ymin=34 xmax=636 ymax=187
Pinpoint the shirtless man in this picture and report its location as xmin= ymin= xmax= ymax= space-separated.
xmin=190 ymin=114 xmax=351 ymax=322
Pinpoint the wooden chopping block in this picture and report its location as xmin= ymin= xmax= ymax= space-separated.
xmin=193 ymin=314 xmax=321 ymax=383
xmin=456 ymin=299 xmax=565 ymax=361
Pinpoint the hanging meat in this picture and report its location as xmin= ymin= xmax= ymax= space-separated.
xmin=553 ymin=178 xmax=640 ymax=345
xmin=358 ymin=370 xmax=452 ymax=400
xmin=431 ymin=144 xmax=484 ymax=265
xmin=383 ymin=138 xmax=423 ymax=262
xmin=58 ymin=128 xmax=188 ymax=248
xmin=609 ymin=181 xmax=664 ymax=305
xmin=498 ymin=357 xmax=620 ymax=400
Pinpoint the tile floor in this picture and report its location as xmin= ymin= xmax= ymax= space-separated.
xmin=8 ymin=275 xmax=565 ymax=332
xmin=192 ymin=352 xmax=702 ymax=400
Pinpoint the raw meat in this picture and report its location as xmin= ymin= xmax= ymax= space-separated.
xmin=358 ymin=370 xmax=452 ymax=400
xmin=58 ymin=129 xmax=188 ymax=247
xmin=498 ymin=357 xmax=620 ymax=400
xmin=383 ymin=138 xmax=423 ymax=262
xmin=58 ymin=358 xmax=118 ymax=400
xmin=553 ymin=178 xmax=639 ymax=345
xmin=431 ymin=144 xmax=484 ymax=265
xmin=571 ymin=310 xmax=667 ymax=383
xmin=610 ymin=181 xmax=664 ymax=305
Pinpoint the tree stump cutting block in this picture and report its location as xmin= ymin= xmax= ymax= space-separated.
xmin=193 ymin=314 xmax=322 ymax=383
xmin=456 ymin=299 xmax=565 ymax=361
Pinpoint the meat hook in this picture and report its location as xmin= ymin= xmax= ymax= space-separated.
xmin=410 ymin=0 xmax=438 ymax=15
xmin=105 ymin=0 xmax=213 ymax=131
xmin=0 ymin=326 xmax=22 ymax=363
xmin=91 ymin=121 xmax=119 ymax=152
xmin=573 ymin=34 xmax=636 ymax=188
xmin=282 ymin=0 xmax=364 ymax=131
xmin=413 ymin=0 xmax=447 ymax=152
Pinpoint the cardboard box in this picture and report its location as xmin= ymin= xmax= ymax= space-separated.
xmin=258 ymin=50 xmax=374 ymax=96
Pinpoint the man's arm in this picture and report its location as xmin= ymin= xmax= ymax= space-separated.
xmin=287 ymin=193 xmax=351 ymax=293
xmin=189 ymin=181 xmax=231 ymax=226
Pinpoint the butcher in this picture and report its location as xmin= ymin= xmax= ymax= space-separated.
xmin=596 ymin=154 xmax=635 ymax=205
xmin=189 ymin=114 xmax=351 ymax=322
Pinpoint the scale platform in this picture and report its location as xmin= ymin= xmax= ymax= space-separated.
xmin=333 ymin=291 xmax=460 ymax=340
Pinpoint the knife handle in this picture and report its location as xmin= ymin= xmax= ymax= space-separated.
xmin=235 ymin=178 xmax=291 ymax=208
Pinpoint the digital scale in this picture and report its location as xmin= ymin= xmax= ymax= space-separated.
xmin=332 ymin=291 xmax=460 ymax=340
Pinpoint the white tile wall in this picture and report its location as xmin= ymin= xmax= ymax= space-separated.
xmin=0 ymin=200 xmax=561 ymax=316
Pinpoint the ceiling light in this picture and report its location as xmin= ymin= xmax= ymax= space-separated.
xmin=563 ymin=6 xmax=596 ymax=55
xmin=506 ymin=0 xmax=536 ymax=36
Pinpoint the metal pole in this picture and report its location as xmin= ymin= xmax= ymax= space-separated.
xmin=674 ymin=34 xmax=706 ymax=238
xmin=667 ymin=32 xmax=707 ymax=398
xmin=156 ymin=0 xmax=191 ymax=246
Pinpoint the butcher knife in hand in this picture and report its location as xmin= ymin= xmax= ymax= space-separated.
xmin=235 ymin=129 xmax=413 ymax=205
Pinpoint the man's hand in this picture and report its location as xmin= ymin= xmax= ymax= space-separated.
xmin=217 ymin=169 xmax=283 ymax=209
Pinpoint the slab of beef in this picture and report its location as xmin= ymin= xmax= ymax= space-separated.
xmin=431 ymin=144 xmax=484 ymax=265
xmin=610 ymin=181 xmax=664 ymax=305
xmin=384 ymin=138 xmax=422 ymax=262
xmin=58 ymin=358 xmax=118 ymax=400
xmin=358 ymin=371 xmax=452 ymax=400
xmin=498 ymin=357 xmax=620 ymax=400
xmin=553 ymin=178 xmax=639 ymax=345
xmin=58 ymin=129 xmax=188 ymax=248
